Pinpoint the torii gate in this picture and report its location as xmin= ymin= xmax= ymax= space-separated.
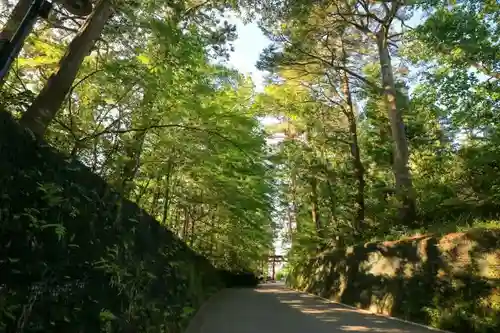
xmin=267 ymin=255 xmax=287 ymax=280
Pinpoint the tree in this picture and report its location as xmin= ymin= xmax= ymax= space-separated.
xmin=1 ymin=0 xmax=276 ymax=272
xmin=251 ymin=0 xmax=417 ymax=223
xmin=0 ymin=0 xmax=32 ymax=46
xmin=19 ymin=0 xmax=114 ymax=136
xmin=18 ymin=0 xmax=238 ymax=137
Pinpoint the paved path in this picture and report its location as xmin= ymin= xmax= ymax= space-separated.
xmin=185 ymin=283 xmax=443 ymax=333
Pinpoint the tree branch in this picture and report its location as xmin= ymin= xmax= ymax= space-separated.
xmin=89 ymin=123 xmax=257 ymax=162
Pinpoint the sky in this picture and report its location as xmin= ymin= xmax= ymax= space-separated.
xmin=224 ymin=11 xmax=424 ymax=92
xmin=223 ymin=17 xmax=288 ymax=256
xmin=226 ymin=17 xmax=270 ymax=92
xmin=224 ymin=15 xmax=284 ymax=135
xmin=221 ymin=12 xmax=432 ymax=258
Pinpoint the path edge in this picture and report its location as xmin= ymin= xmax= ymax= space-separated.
xmin=285 ymin=286 xmax=455 ymax=333
xmin=183 ymin=288 xmax=231 ymax=333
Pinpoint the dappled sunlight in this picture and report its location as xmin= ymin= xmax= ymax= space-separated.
xmin=268 ymin=286 xmax=429 ymax=333
xmin=326 ymin=307 xmax=365 ymax=313
xmin=186 ymin=283 xmax=445 ymax=333
xmin=2 ymin=0 xmax=499 ymax=332
xmin=283 ymin=301 xmax=368 ymax=314
xmin=363 ymin=317 xmax=388 ymax=324
xmin=255 ymin=285 xmax=296 ymax=294
xmin=279 ymin=299 xmax=304 ymax=304
xmin=341 ymin=326 xmax=372 ymax=332
xmin=301 ymin=308 xmax=339 ymax=316
xmin=340 ymin=325 xmax=408 ymax=332
xmin=316 ymin=317 xmax=339 ymax=323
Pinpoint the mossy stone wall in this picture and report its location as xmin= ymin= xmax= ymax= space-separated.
xmin=288 ymin=229 xmax=500 ymax=333
xmin=0 ymin=112 xmax=223 ymax=333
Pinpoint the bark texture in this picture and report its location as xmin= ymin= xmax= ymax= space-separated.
xmin=20 ymin=0 xmax=113 ymax=137
xmin=376 ymin=28 xmax=416 ymax=224
xmin=340 ymin=68 xmax=365 ymax=233
xmin=0 ymin=0 xmax=32 ymax=44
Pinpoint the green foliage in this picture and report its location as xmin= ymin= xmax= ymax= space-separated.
xmin=2 ymin=0 xmax=275 ymax=272
xmin=287 ymin=229 xmax=500 ymax=333
xmin=245 ymin=0 xmax=500 ymax=331
xmin=1 ymin=2 xmax=276 ymax=330
xmin=0 ymin=112 xmax=224 ymax=332
xmin=275 ymin=265 xmax=290 ymax=281
xmin=1 ymin=0 xmax=500 ymax=331
xmin=249 ymin=0 xmax=500 ymax=241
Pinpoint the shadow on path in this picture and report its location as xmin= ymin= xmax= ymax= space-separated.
xmin=185 ymin=283 xmax=443 ymax=333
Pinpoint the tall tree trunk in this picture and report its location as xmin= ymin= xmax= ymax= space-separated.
xmin=340 ymin=69 xmax=365 ymax=233
xmin=0 ymin=0 xmax=32 ymax=45
xmin=135 ymin=178 xmax=150 ymax=204
xmin=118 ymin=85 xmax=158 ymax=197
xmin=286 ymin=121 xmax=299 ymax=235
xmin=208 ymin=210 xmax=216 ymax=256
xmin=19 ymin=0 xmax=113 ymax=136
xmin=286 ymin=202 xmax=294 ymax=241
xmin=323 ymin=170 xmax=336 ymax=220
xmin=286 ymin=171 xmax=297 ymax=243
xmin=161 ymin=160 xmax=175 ymax=225
xmin=376 ymin=28 xmax=416 ymax=224
xmin=150 ymin=174 xmax=162 ymax=217
xmin=310 ymin=177 xmax=321 ymax=236
xmin=119 ymin=130 xmax=146 ymax=197
xmin=113 ymin=127 xmax=146 ymax=227
xmin=290 ymin=172 xmax=299 ymax=233
xmin=174 ymin=208 xmax=181 ymax=235
xmin=190 ymin=210 xmax=196 ymax=246
xmin=0 ymin=0 xmax=33 ymax=88
xmin=182 ymin=207 xmax=189 ymax=240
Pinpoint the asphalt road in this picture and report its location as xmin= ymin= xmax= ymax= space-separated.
xmin=185 ymin=283 xmax=445 ymax=333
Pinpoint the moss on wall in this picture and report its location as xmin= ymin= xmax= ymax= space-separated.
xmin=0 ymin=112 xmax=224 ymax=332
xmin=288 ymin=229 xmax=500 ymax=333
